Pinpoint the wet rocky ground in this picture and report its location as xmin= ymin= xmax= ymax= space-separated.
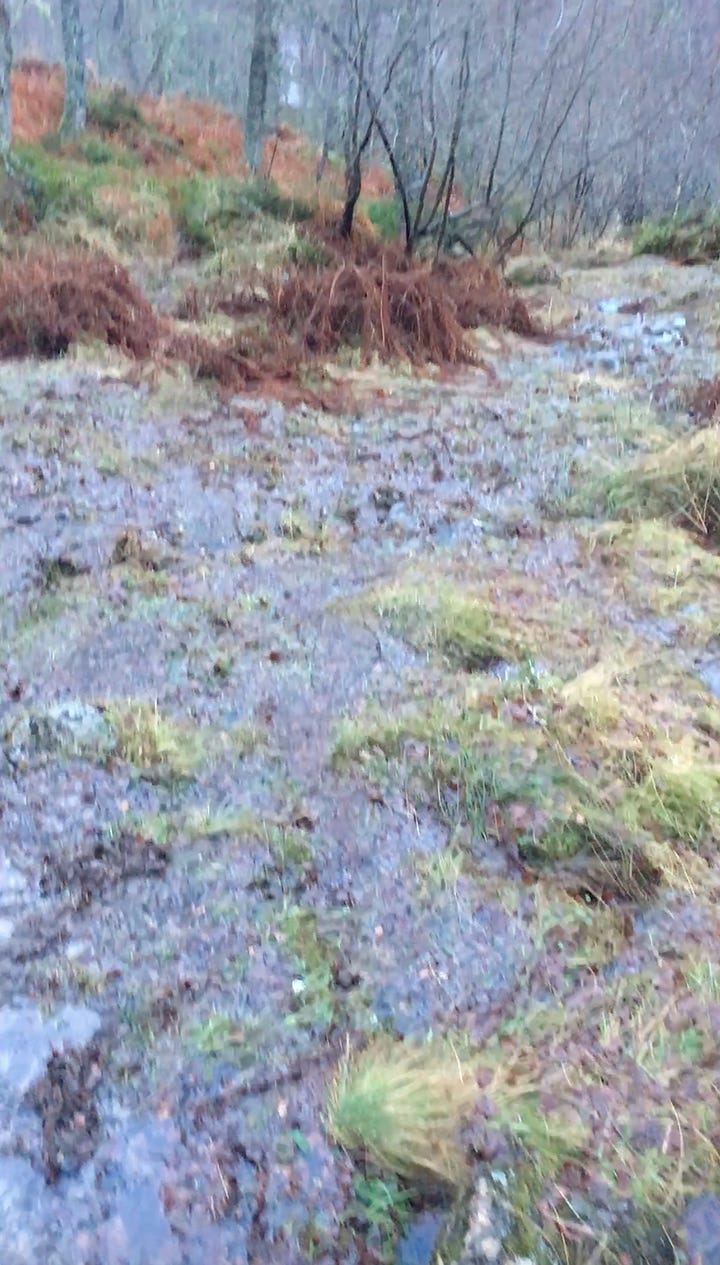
xmin=2 ymin=253 xmax=720 ymax=1264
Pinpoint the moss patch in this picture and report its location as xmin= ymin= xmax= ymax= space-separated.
xmin=585 ymin=519 xmax=720 ymax=639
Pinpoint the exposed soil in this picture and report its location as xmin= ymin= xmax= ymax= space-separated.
xmin=2 ymin=254 xmax=720 ymax=1265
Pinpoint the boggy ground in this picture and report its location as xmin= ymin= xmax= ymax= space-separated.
xmin=1 ymin=253 xmax=720 ymax=1265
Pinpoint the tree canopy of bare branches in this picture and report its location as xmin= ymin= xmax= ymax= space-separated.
xmin=4 ymin=0 xmax=720 ymax=240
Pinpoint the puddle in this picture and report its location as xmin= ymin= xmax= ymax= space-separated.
xmin=396 ymin=1211 xmax=444 ymax=1265
xmin=697 ymin=657 xmax=720 ymax=699
xmin=0 ymin=1004 xmax=101 ymax=1099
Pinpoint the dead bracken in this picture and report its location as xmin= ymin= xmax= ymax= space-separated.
xmin=0 ymin=247 xmax=163 ymax=358
xmin=270 ymin=251 xmax=536 ymax=366
xmin=0 ymin=242 xmax=537 ymax=397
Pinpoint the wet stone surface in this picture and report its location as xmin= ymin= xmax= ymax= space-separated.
xmin=1 ymin=255 xmax=720 ymax=1262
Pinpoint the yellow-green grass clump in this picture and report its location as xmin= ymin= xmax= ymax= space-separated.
xmin=580 ymin=519 xmax=720 ymax=650
xmin=106 ymin=699 xmax=203 ymax=778
xmin=374 ymin=580 xmax=530 ymax=671
xmin=573 ymin=427 xmax=720 ymax=539
xmin=327 ymin=1039 xmax=478 ymax=1186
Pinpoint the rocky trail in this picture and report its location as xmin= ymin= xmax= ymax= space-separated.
xmin=2 ymin=254 xmax=720 ymax=1265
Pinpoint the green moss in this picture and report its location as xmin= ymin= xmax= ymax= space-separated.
xmin=275 ymin=907 xmax=336 ymax=1031
xmin=189 ymin=1010 xmax=241 ymax=1054
xmin=342 ymin=1174 xmax=414 ymax=1265
xmin=125 ymin=810 xmax=179 ymax=847
xmin=77 ymin=135 xmax=139 ymax=168
xmin=334 ymin=654 xmax=720 ymax=898
xmin=87 ymin=88 xmax=145 ymax=134
xmin=12 ymin=142 xmax=110 ymax=221
xmin=183 ymin=805 xmax=267 ymax=840
xmin=587 ymin=520 xmax=720 ymax=638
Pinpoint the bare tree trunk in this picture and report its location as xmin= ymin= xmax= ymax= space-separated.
xmin=245 ymin=0 xmax=279 ymax=175
xmin=340 ymin=119 xmax=372 ymax=237
xmin=60 ymin=0 xmax=87 ymax=136
xmin=0 ymin=0 xmax=11 ymax=167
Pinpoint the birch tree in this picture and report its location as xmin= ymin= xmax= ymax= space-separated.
xmin=60 ymin=0 xmax=87 ymax=135
xmin=0 ymin=0 xmax=11 ymax=166
xmin=245 ymin=0 xmax=280 ymax=173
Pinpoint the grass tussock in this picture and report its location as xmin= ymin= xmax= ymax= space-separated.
xmin=586 ymin=519 xmax=720 ymax=639
xmin=327 ymin=1039 xmax=477 ymax=1185
xmin=573 ymin=427 xmax=720 ymax=540
xmin=374 ymin=580 xmax=530 ymax=670
xmin=106 ymin=700 xmax=202 ymax=779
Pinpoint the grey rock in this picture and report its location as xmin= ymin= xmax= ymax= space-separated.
xmin=4 ymin=701 xmax=116 ymax=764
xmin=0 ymin=1157 xmax=51 ymax=1265
xmin=457 ymin=1175 xmax=510 ymax=1264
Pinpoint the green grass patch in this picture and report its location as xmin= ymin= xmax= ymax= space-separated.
xmin=374 ymin=579 xmax=530 ymax=671
xmin=631 ymin=748 xmax=720 ymax=845
xmin=106 ymin=699 xmax=204 ymax=779
xmin=482 ymin=972 xmax=720 ymax=1259
xmin=77 ymin=135 xmax=139 ymax=169
xmin=170 ymin=175 xmax=313 ymax=252
xmin=87 ymin=87 xmax=145 ymax=134
xmin=12 ymin=142 xmax=111 ymax=222
xmin=364 ymin=198 xmax=401 ymax=241
xmin=189 ymin=1010 xmax=243 ymax=1054
xmin=334 ymin=657 xmax=720 ymax=898
xmin=275 ymin=906 xmax=337 ymax=1031
xmin=183 ymin=805 xmax=267 ymax=841
xmin=342 ymin=1174 xmax=414 ymax=1265
xmin=633 ymin=211 xmax=720 ymax=262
